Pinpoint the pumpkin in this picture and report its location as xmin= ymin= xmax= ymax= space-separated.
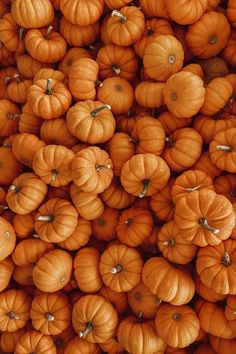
xmin=222 ymin=30 xmax=236 ymax=67
xmin=163 ymin=71 xmax=205 ymax=118
xmin=150 ymin=178 xmax=175 ymax=222
xmin=74 ymin=247 xmax=103 ymax=293
xmin=14 ymin=330 xmax=57 ymax=354
xmin=209 ymin=127 xmax=236 ymax=173
xmin=227 ymin=0 xmax=236 ymax=28
xmin=107 ymin=6 xmax=145 ymax=47
xmin=35 ymin=198 xmax=78 ymax=243
xmin=30 ymin=293 xmax=71 ymax=335
xmin=144 ymin=35 xmax=184 ymax=82
xmin=99 ymin=243 xmax=143 ymax=292
xmin=117 ymin=316 xmax=166 ymax=354
xmin=33 ymin=249 xmax=73 ymax=292
xmin=0 ymin=216 xmax=16 ymax=261
xmin=27 ymin=79 xmax=72 ymax=120
xmin=34 ymin=68 xmax=65 ymax=83
xmin=0 ymin=98 xmax=20 ymax=137
xmin=158 ymin=111 xmax=192 ymax=135
xmin=12 ymin=238 xmax=54 ymax=267
xmin=171 ymin=169 xmax=214 ymax=204
xmin=100 ymin=337 xmax=124 ymax=354
xmin=0 ymin=66 xmax=18 ymax=100
xmin=192 ymin=151 xmax=222 ymax=179
xmin=0 ymin=257 xmax=14 ymax=292
xmin=214 ymin=174 xmax=236 ymax=204
xmin=0 ymin=327 xmax=28 ymax=354
xmin=98 ymin=285 xmax=128 ymax=316
xmin=155 ymin=304 xmax=200 ymax=348
xmin=121 ymin=153 xmax=170 ymax=198
xmin=157 ymin=220 xmax=198 ymax=265
xmin=92 ymin=207 xmax=120 ymax=242
xmin=195 ymin=274 xmax=226 ymax=302
xmin=135 ymin=81 xmax=164 ymax=109
xmin=71 ymin=146 xmax=113 ymax=194
xmin=19 ymin=102 xmax=43 ymax=135
xmin=0 ymin=289 xmax=31 ymax=332
xmin=166 ymin=0 xmax=207 ymax=25
xmin=182 ymin=63 xmax=204 ymax=78
xmin=116 ymin=103 xmax=151 ymax=134
xmin=58 ymin=47 xmax=92 ymax=77
xmin=66 ymin=100 xmax=115 ymax=144
xmin=142 ymin=257 xmax=195 ymax=305
xmin=17 ymin=55 xmax=50 ymax=79
xmin=64 ymin=336 xmax=101 ymax=354
xmin=104 ymin=0 xmax=132 ymax=9
xmin=139 ymin=0 xmax=169 ymax=18
xmin=6 ymin=172 xmax=47 ymax=215
xmin=186 ymin=11 xmax=230 ymax=59
xmin=13 ymin=264 xmax=34 ymax=286
xmin=12 ymin=212 xmax=36 ymax=239
xmin=198 ymin=57 xmax=229 ymax=84
xmin=97 ymin=76 xmax=134 ymax=115
xmin=7 ymin=74 xmax=32 ymax=104
xmin=40 ymin=118 xmax=77 ymax=148
xmin=224 ymin=295 xmax=236 ymax=334
xmin=72 ymin=294 xmax=118 ymax=343
xmin=60 ymin=0 xmax=104 ymax=26
xmin=0 ymin=187 xmax=7 ymax=215
xmin=101 ymin=177 xmax=135 ymax=210
xmin=210 ymin=336 xmax=236 ymax=354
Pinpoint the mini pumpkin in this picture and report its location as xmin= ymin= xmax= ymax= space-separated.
xmin=98 ymin=285 xmax=128 ymax=316
xmin=60 ymin=0 xmax=104 ymax=26
xmin=92 ymin=207 xmax=120 ymax=242
xmin=19 ymin=102 xmax=43 ymax=135
xmin=135 ymin=81 xmax=164 ymax=109
xmin=0 ymin=257 xmax=14 ymax=292
xmin=14 ymin=330 xmax=57 ymax=354
xmin=150 ymin=177 xmax=175 ymax=222
xmin=7 ymin=74 xmax=32 ymax=104
xmin=40 ymin=118 xmax=77 ymax=148
xmin=0 ymin=216 xmax=16 ymax=261
xmin=0 ymin=98 xmax=20 ymax=137
xmin=0 ymin=13 xmax=25 ymax=53
xmin=166 ymin=0 xmax=207 ymax=25
xmin=58 ymin=47 xmax=92 ymax=77
xmin=101 ymin=177 xmax=135 ymax=210
xmin=64 ymin=336 xmax=101 ymax=354
xmin=214 ymin=174 xmax=236 ymax=204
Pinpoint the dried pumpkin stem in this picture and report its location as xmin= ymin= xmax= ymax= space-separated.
xmin=173 ymin=313 xmax=181 ymax=321
xmin=9 ymin=184 xmax=20 ymax=193
xmin=32 ymin=233 xmax=39 ymax=238
xmin=111 ymin=264 xmax=122 ymax=274
xmin=221 ymin=252 xmax=232 ymax=267
xmin=111 ymin=10 xmax=127 ymax=22
xmin=95 ymin=80 xmax=103 ymax=87
xmin=51 ymin=169 xmax=59 ymax=181
xmin=156 ymin=298 xmax=162 ymax=306
xmin=79 ymin=322 xmax=93 ymax=338
xmin=7 ymin=311 xmax=19 ymax=320
xmin=163 ymin=238 xmax=175 ymax=247
xmin=186 ymin=184 xmax=208 ymax=192
xmin=168 ymin=55 xmax=176 ymax=64
xmin=45 ymin=25 xmax=53 ymax=39
xmin=139 ymin=179 xmax=149 ymax=198
xmin=88 ymin=44 xmax=98 ymax=52
xmin=18 ymin=27 xmax=24 ymax=40
xmin=45 ymin=79 xmax=53 ymax=95
xmin=91 ymin=105 xmax=111 ymax=117
xmin=45 ymin=312 xmax=55 ymax=322
xmin=37 ymin=215 xmax=54 ymax=222
xmin=7 ymin=113 xmax=20 ymax=120
xmin=199 ymin=218 xmax=219 ymax=234
xmin=0 ymin=205 xmax=8 ymax=210
xmin=208 ymin=35 xmax=217 ymax=44
xmin=147 ymin=26 xmax=154 ymax=35
xmin=216 ymin=145 xmax=232 ymax=152
xmin=112 ymin=65 xmax=121 ymax=75
xmin=95 ymin=164 xmax=112 ymax=172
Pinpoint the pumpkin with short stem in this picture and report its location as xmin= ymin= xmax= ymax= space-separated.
xmin=0 ymin=99 xmax=20 ymax=137
xmin=6 ymin=172 xmax=47 ymax=215
xmin=116 ymin=206 xmax=153 ymax=247
xmin=64 ymin=336 xmax=101 ymax=354
xmin=101 ymin=177 xmax=135 ymax=210
xmin=19 ymin=102 xmax=43 ymax=135
xmin=121 ymin=153 xmax=170 ymax=198
xmin=72 ymin=294 xmax=118 ymax=343
xmin=158 ymin=220 xmax=198 ymax=265
xmin=192 ymin=151 xmax=222 ymax=179
xmin=0 ymin=216 xmax=16 ymax=261
xmin=0 ymin=289 xmax=31 ymax=332
xmin=175 ymin=189 xmax=235 ymax=247
xmin=163 ymin=71 xmax=205 ymax=118
xmin=74 ymin=247 xmax=103 ymax=293
xmin=40 ymin=118 xmax=77 ymax=148
xmin=7 ymin=74 xmax=32 ymax=104
xmin=27 ymin=79 xmax=72 ymax=120
xmin=99 ymin=243 xmax=143 ymax=292
xmin=214 ymin=174 xmax=236 ymax=204
xmin=210 ymin=336 xmax=236 ymax=354
xmin=142 ymin=257 xmax=195 ymax=305
xmin=30 ymin=293 xmax=72 ymax=335
xmin=58 ymin=47 xmax=91 ymax=77
xmin=227 ymin=0 xmax=236 ymax=28
xmin=158 ymin=111 xmax=192 ymax=135
xmin=97 ymin=76 xmax=134 ymax=115
xmin=135 ymin=81 xmax=165 ymax=109
xmin=98 ymin=285 xmax=128 ymax=316
xmin=33 ymin=249 xmax=73 ymax=292
xmin=171 ymin=170 xmax=214 ymax=204
xmin=209 ymin=127 xmax=236 ymax=173
xmin=71 ymin=146 xmax=113 ymax=194
xmin=0 ymin=13 xmax=25 ymax=53
xmin=155 ymin=304 xmax=200 ymax=348
xmin=0 ymin=257 xmax=14 ymax=292
xmin=60 ymin=0 xmax=104 ymax=26
xmin=66 ymin=100 xmax=115 ymax=144
xmin=14 ymin=330 xmax=57 ymax=354
xmin=150 ymin=178 xmax=175 ymax=222
xmin=96 ymin=43 xmax=138 ymax=81
xmin=35 ymin=198 xmax=78 ymax=243
xmin=166 ymin=0 xmax=207 ymax=25
xmin=92 ymin=207 xmax=120 ymax=242
xmin=12 ymin=238 xmax=54 ymax=267
xmin=196 ymin=239 xmax=236 ymax=294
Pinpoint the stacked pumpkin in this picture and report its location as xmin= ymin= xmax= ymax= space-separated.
xmin=0 ymin=0 xmax=236 ymax=353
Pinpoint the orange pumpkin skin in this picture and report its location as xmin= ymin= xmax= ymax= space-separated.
xmin=158 ymin=220 xmax=198 ymax=265
xmin=196 ymin=239 xmax=236 ymax=295
xmin=192 ymin=151 xmax=222 ymax=179
xmin=98 ymin=285 xmax=128 ymax=316
xmin=193 ymin=343 xmax=217 ymax=354
xmin=166 ymin=0 xmax=207 ymax=25
xmin=116 ymin=206 xmax=153 ymax=247
xmin=34 ymin=68 xmax=65 ymax=83
xmin=30 ymin=293 xmax=72 ymax=335
xmin=74 ymin=247 xmax=102 ymax=293
xmin=99 ymin=243 xmax=143 ymax=292
xmin=33 ymin=249 xmax=73 ymax=292
xmin=0 ymin=327 xmax=28 ymax=354
xmin=227 ymin=0 xmax=236 ymax=28
xmin=163 ymin=71 xmax=205 ymax=118
xmin=209 ymin=128 xmax=236 ymax=173
xmin=19 ymin=102 xmax=43 ymax=135
xmin=0 ymin=289 xmax=31 ymax=332
xmin=100 ymin=337 xmax=124 ymax=354
xmin=17 ymin=55 xmax=50 ymax=80
xmin=171 ymin=170 xmax=214 ymax=204
xmin=210 ymin=336 xmax=236 ymax=354
xmin=150 ymin=178 xmax=175 ymax=222
xmin=60 ymin=0 xmax=104 ymax=26
xmin=135 ymin=81 xmax=164 ymax=109
xmin=104 ymin=0 xmax=132 ymax=9
xmin=225 ymin=295 xmax=236 ymax=334
xmin=0 ymin=257 xmax=14 ymax=292
xmin=155 ymin=304 xmax=200 ymax=348
xmin=158 ymin=111 xmax=192 ymax=135
xmin=231 ymin=203 xmax=236 ymax=239
xmin=66 ymin=100 xmax=115 ymax=144
xmin=0 ymin=187 xmax=7 ymax=215
xmin=0 ymin=99 xmax=20 ymax=137
xmin=13 ymin=263 xmax=34 ymax=286
xmin=117 ymin=316 xmax=166 ymax=354
xmin=58 ymin=47 xmax=92 ymax=77
xmin=12 ymin=212 xmax=35 ymax=239
xmin=0 ymin=216 xmax=16 ymax=261
xmin=0 ymin=66 xmax=18 ymax=100
xmin=214 ymin=174 xmax=236 ymax=204
xmin=222 ymin=30 xmax=236 ymax=68
xmin=139 ymin=0 xmax=169 ymax=18
xmin=182 ymin=63 xmax=204 ymax=78
xmin=64 ymin=336 xmax=101 ymax=354
xmin=72 ymin=294 xmax=118 ymax=343
xmin=27 ymin=79 xmax=72 ymax=120
xmin=144 ymin=35 xmax=184 ymax=82
xmin=52 ymin=325 xmax=76 ymax=354
xmin=7 ymin=75 xmax=32 ymax=104
xmin=92 ymin=207 xmax=120 ymax=242
xmin=40 ymin=118 xmax=77 ymax=148
xmin=14 ymin=330 xmax=57 ymax=354
xmin=101 ymin=177 xmax=135 ymax=210
xmin=186 ymin=11 xmax=230 ymax=59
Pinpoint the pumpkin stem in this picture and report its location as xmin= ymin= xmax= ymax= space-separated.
xmin=32 ymin=233 xmax=39 ymax=238
xmin=171 ymin=93 xmax=177 ymax=101
xmin=111 ymin=264 xmax=122 ymax=274
xmin=51 ymin=169 xmax=59 ymax=181
xmin=147 ymin=26 xmax=154 ymax=35
xmin=91 ymin=104 xmax=111 ymax=117
xmin=45 ymin=25 xmax=53 ymax=39
xmin=112 ymin=65 xmax=121 ymax=75
xmin=98 ymin=218 xmax=106 ymax=226
xmin=18 ymin=27 xmax=24 ymax=41
xmin=0 ymin=205 xmax=8 ymax=210
xmin=95 ymin=164 xmax=112 ymax=172
xmin=7 ymin=311 xmax=19 ymax=320
xmin=186 ymin=184 xmax=208 ymax=192
xmin=216 ymin=145 xmax=232 ymax=152
xmin=156 ymin=298 xmax=162 ymax=306
xmin=111 ymin=10 xmax=127 ymax=22
xmin=226 ymin=95 xmax=235 ymax=110
xmin=199 ymin=218 xmax=219 ymax=234
xmin=45 ymin=312 xmax=55 ymax=322
xmin=5 ymin=231 xmax=10 ymax=238
xmin=221 ymin=252 xmax=232 ymax=267
xmin=208 ymin=35 xmax=217 ymax=44
xmin=7 ymin=113 xmax=20 ymax=120
xmin=172 ymin=313 xmax=181 ymax=321
xmin=125 ymin=218 xmax=132 ymax=225
xmin=45 ymin=79 xmax=53 ymax=95
xmin=37 ymin=215 xmax=54 ymax=222
xmin=4 ymin=76 xmax=12 ymax=86
xmin=79 ymin=322 xmax=93 ymax=338
xmin=95 ymin=80 xmax=103 ymax=87
xmin=139 ymin=179 xmax=149 ymax=198
xmin=163 ymin=238 xmax=175 ymax=247
xmin=233 ymin=311 xmax=236 ymax=315
xmin=165 ymin=136 xmax=175 ymax=147
xmin=14 ymin=74 xmax=23 ymax=84
xmin=168 ymin=55 xmax=176 ymax=64
xmin=9 ymin=184 xmax=20 ymax=193
xmin=88 ymin=44 xmax=98 ymax=53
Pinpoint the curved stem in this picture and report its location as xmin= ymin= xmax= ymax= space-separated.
xmin=221 ymin=252 xmax=232 ymax=267
xmin=79 ymin=323 xmax=93 ymax=338
xmin=199 ymin=218 xmax=219 ymax=234
xmin=216 ymin=145 xmax=232 ymax=152
xmin=156 ymin=298 xmax=162 ymax=306
xmin=45 ymin=79 xmax=53 ymax=95
xmin=111 ymin=10 xmax=127 ymax=22
xmin=37 ymin=215 xmax=54 ymax=222
xmin=7 ymin=311 xmax=19 ymax=320
xmin=45 ymin=312 xmax=55 ymax=321
xmin=95 ymin=164 xmax=112 ymax=172
xmin=45 ymin=25 xmax=53 ymax=40
xmin=111 ymin=264 xmax=122 ymax=274
xmin=7 ymin=113 xmax=20 ymax=120
xmin=112 ymin=65 xmax=121 ymax=75
xmin=18 ymin=27 xmax=24 ymax=41
xmin=139 ymin=179 xmax=149 ymax=198
xmin=91 ymin=105 xmax=111 ymax=117
xmin=186 ymin=184 xmax=209 ymax=192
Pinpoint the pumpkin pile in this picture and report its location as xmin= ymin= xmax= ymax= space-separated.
xmin=0 ymin=0 xmax=236 ymax=353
